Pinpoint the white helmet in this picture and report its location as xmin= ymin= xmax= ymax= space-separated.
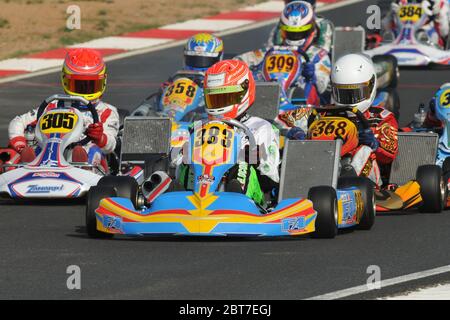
xmin=331 ymin=54 xmax=377 ymax=113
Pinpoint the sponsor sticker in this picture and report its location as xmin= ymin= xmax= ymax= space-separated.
xmin=26 ymin=184 xmax=64 ymax=194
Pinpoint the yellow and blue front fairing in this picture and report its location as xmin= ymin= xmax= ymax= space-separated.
xmin=95 ymin=192 xmax=317 ymax=237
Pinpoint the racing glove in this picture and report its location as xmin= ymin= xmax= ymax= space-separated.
xmin=87 ymin=123 xmax=107 ymax=148
xmin=9 ymin=136 xmax=27 ymax=153
xmin=358 ymin=128 xmax=379 ymax=151
xmin=286 ymin=127 xmax=306 ymax=141
xmin=301 ymin=62 xmax=316 ymax=84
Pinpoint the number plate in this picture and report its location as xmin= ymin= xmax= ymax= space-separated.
xmin=162 ymin=78 xmax=199 ymax=109
xmin=439 ymin=88 xmax=450 ymax=108
xmin=398 ymin=5 xmax=422 ymax=23
xmin=39 ymin=111 xmax=78 ymax=134
xmin=264 ymin=53 xmax=299 ymax=75
xmin=309 ymin=117 xmax=358 ymax=155
xmin=193 ymin=122 xmax=234 ymax=165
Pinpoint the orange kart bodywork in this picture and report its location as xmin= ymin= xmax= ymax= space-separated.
xmin=376 ymin=180 xmax=422 ymax=212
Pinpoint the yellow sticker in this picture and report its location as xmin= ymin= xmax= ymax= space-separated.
xmin=163 ymin=78 xmax=198 ymax=109
xmin=440 ymin=89 xmax=450 ymax=108
xmin=264 ymin=53 xmax=298 ymax=74
xmin=193 ymin=122 xmax=234 ymax=165
xmin=398 ymin=5 xmax=422 ymax=23
xmin=39 ymin=111 xmax=78 ymax=134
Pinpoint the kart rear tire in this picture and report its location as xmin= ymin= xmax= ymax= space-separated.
xmin=372 ymin=54 xmax=398 ymax=89
xmin=417 ymin=165 xmax=445 ymax=213
xmin=308 ymin=186 xmax=338 ymax=239
xmin=338 ymin=176 xmax=376 ymax=230
xmin=86 ymin=186 xmax=116 ymax=239
xmin=97 ymin=176 xmax=139 ymax=209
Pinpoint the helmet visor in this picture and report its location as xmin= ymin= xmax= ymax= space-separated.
xmin=204 ymin=83 xmax=248 ymax=109
xmin=185 ymin=55 xmax=221 ymax=69
xmin=64 ymin=74 xmax=105 ymax=95
xmin=281 ymin=23 xmax=314 ymax=41
xmin=332 ymin=76 xmax=375 ymax=105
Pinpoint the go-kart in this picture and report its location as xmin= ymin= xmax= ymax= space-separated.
xmin=364 ymin=2 xmax=450 ymax=67
xmin=85 ymin=112 xmax=375 ymax=239
xmin=307 ymin=105 xmax=446 ymax=213
xmin=0 ymin=95 xmax=113 ymax=200
xmin=131 ymin=70 xmax=206 ymax=148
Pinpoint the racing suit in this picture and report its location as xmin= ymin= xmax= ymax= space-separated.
xmin=235 ymin=45 xmax=331 ymax=109
xmin=177 ymin=113 xmax=280 ymax=206
xmin=382 ymin=0 xmax=449 ymax=48
xmin=266 ymin=16 xmax=334 ymax=54
xmin=8 ymin=100 xmax=120 ymax=170
xmin=309 ymin=105 xmax=399 ymax=186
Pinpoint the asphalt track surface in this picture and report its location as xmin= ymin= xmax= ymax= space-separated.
xmin=0 ymin=0 xmax=449 ymax=299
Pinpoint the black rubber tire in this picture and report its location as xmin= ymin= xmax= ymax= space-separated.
xmin=86 ymin=186 xmax=116 ymax=239
xmin=308 ymin=186 xmax=338 ymax=239
xmin=97 ymin=176 xmax=139 ymax=209
xmin=417 ymin=165 xmax=445 ymax=213
xmin=442 ymin=158 xmax=450 ymax=175
xmin=338 ymin=176 xmax=376 ymax=230
xmin=372 ymin=54 xmax=398 ymax=89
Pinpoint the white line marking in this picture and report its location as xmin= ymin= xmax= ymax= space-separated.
xmin=70 ymin=36 xmax=172 ymax=50
xmin=307 ymin=265 xmax=450 ymax=300
xmin=0 ymin=58 xmax=63 ymax=72
xmin=241 ymin=0 xmax=285 ymax=12
xmin=0 ymin=0 xmax=365 ymax=84
xmin=160 ymin=19 xmax=254 ymax=31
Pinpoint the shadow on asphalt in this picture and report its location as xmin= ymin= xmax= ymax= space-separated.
xmin=68 ymin=225 xmax=362 ymax=242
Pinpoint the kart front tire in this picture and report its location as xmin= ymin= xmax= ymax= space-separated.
xmin=417 ymin=165 xmax=446 ymax=213
xmin=338 ymin=176 xmax=376 ymax=230
xmin=308 ymin=186 xmax=338 ymax=239
xmin=97 ymin=176 xmax=139 ymax=209
xmin=86 ymin=186 xmax=116 ymax=239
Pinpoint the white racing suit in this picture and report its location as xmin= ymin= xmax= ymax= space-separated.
xmin=235 ymin=45 xmax=331 ymax=98
xmin=382 ymin=0 xmax=449 ymax=48
xmin=8 ymin=100 xmax=120 ymax=170
xmin=266 ymin=16 xmax=334 ymax=53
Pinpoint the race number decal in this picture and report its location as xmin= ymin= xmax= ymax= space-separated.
xmin=309 ymin=117 xmax=358 ymax=155
xmin=39 ymin=112 xmax=78 ymax=134
xmin=439 ymin=89 xmax=450 ymax=108
xmin=162 ymin=78 xmax=198 ymax=109
xmin=264 ymin=53 xmax=298 ymax=74
xmin=193 ymin=122 xmax=234 ymax=165
xmin=398 ymin=5 xmax=422 ymax=22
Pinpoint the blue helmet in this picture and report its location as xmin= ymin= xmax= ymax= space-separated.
xmin=183 ymin=33 xmax=224 ymax=71
xmin=280 ymin=1 xmax=316 ymax=48
xmin=432 ymin=83 xmax=450 ymax=122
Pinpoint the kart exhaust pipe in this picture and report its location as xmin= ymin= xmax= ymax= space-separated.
xmin=142 ymin=171 xmax=172 ymax=204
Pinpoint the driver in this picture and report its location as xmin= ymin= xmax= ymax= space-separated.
xmin=180 ymin=60 xmax=280 ymax=206
xmin=381 ymin=0 xmax=449 ymax=49
xmin=267 ymin=0 xmax=334 ymax=53
xmin=134 ymin=33 xmax=224 ymax=117
xmin=8 ymin=48 xmax=119 ymax=171
xmin=310 ymin=54 xmax=399 ymax=186
xmin=236 ymin=1 xmax=331 ymax=105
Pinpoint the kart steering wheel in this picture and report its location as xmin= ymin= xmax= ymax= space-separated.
xmin=295 ymin=47 xmax=310 ymax=64
xmin=36 ymin=94 xmax=99 ymax=146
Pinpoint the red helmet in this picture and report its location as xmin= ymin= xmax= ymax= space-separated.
xmin=61 ymin=48 xmax=107 ymax=101
xmin=203 ymin=60 xmax=255 ymax=120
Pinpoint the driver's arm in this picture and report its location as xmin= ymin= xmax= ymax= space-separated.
xmin=96 ymin=105 xmax=120 ymax=154
xmin=8 ymin=108 xmax=39 ymax=152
